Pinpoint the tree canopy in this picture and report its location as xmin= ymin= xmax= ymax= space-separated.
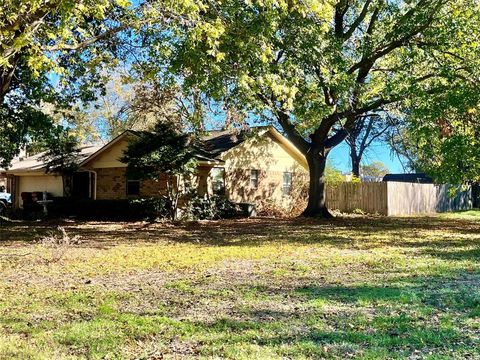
xmin=144 ymin=0 xmax=480 ymax=216
xmin=361 ymin=161 xmax=390 ymax=178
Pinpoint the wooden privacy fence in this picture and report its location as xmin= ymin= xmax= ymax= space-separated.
xmin=325 ymin=182 xmax=473 ymax=216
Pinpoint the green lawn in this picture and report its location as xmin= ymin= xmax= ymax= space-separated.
xmin=0 ymin=212 xmax=479 ymax=359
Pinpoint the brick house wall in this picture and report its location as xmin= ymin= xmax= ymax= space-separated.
xmin=95 ymin=167 xmax=127 ymax=200
xmin=140 ymin=175 xmax=169 ymax=197
xmin=86 ymin=129 xmax=309 ymax=214
xmin=225 ymin=168 xmax=308 ymax=213
xmin=221 ymin=132 xmax=308 ymax=213
xmin=95 ymin=167 xmax=174 ymax=200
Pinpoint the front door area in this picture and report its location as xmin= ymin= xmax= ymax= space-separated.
xmin=72 ymin=171 xmax=95 ymax=199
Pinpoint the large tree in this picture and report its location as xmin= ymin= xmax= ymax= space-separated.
xmin=149 ymin=0 xmax=480 ymax=217
xmin=0 ymin=0 xmax=133 ymax=165
xmin=0 ymin=0 xmax=188 ymax=165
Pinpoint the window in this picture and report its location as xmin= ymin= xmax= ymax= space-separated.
xmin=127 ymin=180 xmax=140 ymax=196
xmin=211 ymin=167 xmax=225 ymax=195
xmin=283 ymin=172 xmax=292 ymax=195
xmin=250 ymin=169 xmax=259 ymax=189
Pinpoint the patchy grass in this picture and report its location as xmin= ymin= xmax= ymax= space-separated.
xmin=0 ymin=212 xmax=479 ymax=359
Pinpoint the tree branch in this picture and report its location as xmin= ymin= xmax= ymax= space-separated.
xmin=334 ymin=0 xmax=349 ymax=38
xmin=42 ymin=24 xmax=129 ymax=51
xmin=255 ymin=92 xmax=310 ymax=154
xmin=343 ymin=0 xmax=372 ymax=40
xmin=348 ymin=1 xmax=441 ymax=75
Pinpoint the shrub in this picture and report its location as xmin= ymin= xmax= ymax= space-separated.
xmin=185 ymin=195 xmax=238 ymax=220
xmin=48 ymin=198 xmax=148 ymax=221
xmin=129 ymin=197 xmax=170 ymax=220
xmin=39 ymin=226 xmax=81 ymax=264
xmin=27 ymin=195 xmax=242 ymax=221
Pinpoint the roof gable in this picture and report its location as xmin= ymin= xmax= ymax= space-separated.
xmin=204 ymin=126 xmax=308 ymax=169
xmin=80 ymin=131 xmax=136 ymax=168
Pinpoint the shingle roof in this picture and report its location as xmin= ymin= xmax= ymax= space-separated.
xmin=6 ymin=144 xmax=103 ymax=172
xmin=4 ymin=127 xmax=268 ymax=172
xmin=383 ymin=173 xmax=434 ymax=183
xmin=200 ymin=129 xmax=250 ymax=157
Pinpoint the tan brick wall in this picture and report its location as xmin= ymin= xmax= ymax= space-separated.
xmin=225 ymin=168 xmax=308 ymax=212
xmin=96 ymin=167 xmax=127 ymax=200
xmin=221 ymin=132 xmax=308 ymax=213
xmin=96 ymin=167 xmax=171 ymax=200
xmin=140 ymin=175 xmax=168 ymax=197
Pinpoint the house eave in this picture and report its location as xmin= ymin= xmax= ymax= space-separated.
xmin=197 ymin=159 xmax=225 ymax=166
xmin=5 ymin=169 xmax=52 ymax=176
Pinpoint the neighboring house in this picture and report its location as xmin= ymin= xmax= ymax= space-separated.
xmin=383 ymin=173 xmax=434 ymax=184
xmin=3 ymin=127 xmax=308 ymax=211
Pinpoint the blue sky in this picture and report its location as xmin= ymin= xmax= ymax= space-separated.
xmin=329 ymin=139 xmax=405 ymax=174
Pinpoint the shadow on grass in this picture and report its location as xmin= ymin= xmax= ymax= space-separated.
xmin=1 ymin=215 xmax=479 ymax=253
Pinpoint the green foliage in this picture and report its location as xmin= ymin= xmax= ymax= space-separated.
xmin=350 ymin=175 xmax=362 ymax=184
xmin=39 ymin=127 xmax=81 ymax=176
xmin=122 ymin=121 xmax=197 ymax=180
xmin=186 ymin=194 xmax=238 ymax=220
xmin=121 ymin=120 xmax=198 ymax=220
xmin=361 ymin=161 xmax=390 ymax=178
xmin=388 ymin=97 xmax=480 ymax=185
xmin=0 ymin=58 xmax=59 ymax=167
xmin=39 ymin=127 xmax=81 ymax=197
xmin=324 ymin=164 xmax=344 ymax=187
xmin=0 ymin=0 xmax=134 ymax=97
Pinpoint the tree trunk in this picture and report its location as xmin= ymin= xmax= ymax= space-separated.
xmin=302 ymin=150 xmax=333 ymax=218
xmin=348 ymin=140 xmax=361 ymax=178
xmin=351 ymin=154 xmax=360 ymax=178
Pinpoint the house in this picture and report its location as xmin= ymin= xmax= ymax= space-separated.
xmin=3 ymin=127 xmax=308 ymax=212
xmin=383 ymin=173 xmax=434 ymax=184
